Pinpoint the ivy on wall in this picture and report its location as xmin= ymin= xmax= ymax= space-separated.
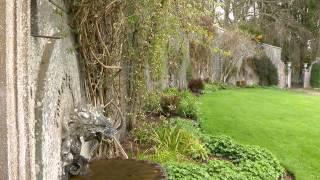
xmin=69 ymin=0 xmax=217 ymax=129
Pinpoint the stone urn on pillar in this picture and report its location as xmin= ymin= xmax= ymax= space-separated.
xmin=287 ymin=62 xmax=292 ymax=88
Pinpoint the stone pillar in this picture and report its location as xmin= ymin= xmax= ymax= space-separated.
xmin=178 ymin=38 xmax=190 ymax=89
xmin=303 ymin=63 xmax=311 ymax=89
xmin=287 ymin=62 xmax=292 ymax=89
xmin=0 ymin=0 xmax=35 ymax=179
xmin=0 ymin=1 xmax=8 ymax=179
xmin=1 ymin=0 xmax=83 ymax=179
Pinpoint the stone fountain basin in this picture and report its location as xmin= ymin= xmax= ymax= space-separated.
xmin=71 ymin=159 xmax=167 ymax=180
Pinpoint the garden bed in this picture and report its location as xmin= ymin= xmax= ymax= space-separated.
xmin=125 ymin=117 xmax=286 ymax=180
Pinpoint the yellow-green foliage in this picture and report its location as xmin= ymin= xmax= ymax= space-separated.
xmin=70 ymin=0 xmax=217 ymax=128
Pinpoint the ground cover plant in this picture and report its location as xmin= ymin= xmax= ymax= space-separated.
xmin=200 ymin=88 xmax=320 ymax=180
xmin=203 ymin=83 xmax=235 ymax=94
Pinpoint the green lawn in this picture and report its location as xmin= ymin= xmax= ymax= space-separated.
xmin=199 ymin=88 xmax=320 ymax=180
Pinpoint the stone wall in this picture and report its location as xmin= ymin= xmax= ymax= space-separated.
xmin=0 ymin=0 xmax=8 ymax=179
xmin=145 ymin=33 xmax=191 ymax=90
xmin=304 ymin=57 xmax=320 ymax=88
xmin=262 ymin=43 xmax=286 ymax=88
xmin=31 ymin=1 xmax=83 ymax=179
xmin=1 ymin=0 xmax=34 ymax=179
xmin=0 ymin=0 xmax=83 ymax=179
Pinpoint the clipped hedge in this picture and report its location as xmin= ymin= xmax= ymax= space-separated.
xmin=311 ymin=63 xmax=320 ymax=88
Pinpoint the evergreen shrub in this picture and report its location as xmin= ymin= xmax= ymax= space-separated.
xmin=311 ymin=63 xmax=320 ymax=88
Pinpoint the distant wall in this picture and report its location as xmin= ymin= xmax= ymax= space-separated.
xmin=262 ymin=43 xmax=286 ymax=88
xmin=144 ymin=27 xmax=286 ymax=88
xmin=304 ymin=57 xmax=320 ymax=88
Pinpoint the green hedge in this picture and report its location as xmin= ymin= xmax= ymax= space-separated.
xmin=253 ymin=54 xmax=278 ymax=86
xmin=311 ymin=63 xmax=320 ymax=88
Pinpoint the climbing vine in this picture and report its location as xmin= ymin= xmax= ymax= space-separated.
xmin=68 ymin=0 xmax=216 ymax=129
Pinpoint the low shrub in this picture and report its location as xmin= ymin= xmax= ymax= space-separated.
xmin=165 ymin=160 xmax=248 ymax=180
xmin=165 ymin=157 xmax=284 ymax=180
xmin=165 ymin=163 xmax=210 ymax=180
xmin=160 ymin=94 xmax=181 ymax=116
xmin=204 ymin=135 xmax=284 ymax=179
xmin=152 ymin=122 xmax=208 ymax=161
xmin=244 ymin=84 xmax=260 ymax=88
xmin=311 ymin=63 xmax=320 ymax=88
xmin=252 ymin=54 xmax=278 ymax=86
xmin=144 ymin=88 xmax=199 ymax=119
xmin=133 ymin=122 xmax=155 ymax=144
xmin=176 ymin=91 xmax=198 ymax=119
xmin=170 ymin=118 xmax=202 ymax=137
xmin=236 ymin=81 xmax=247 ymax=87
xmin=207 ymin=160 xmax=246 ymax=179
xmin=188 ymin=79 xmax=205 ymax=93
xmin=204 ymin=82 xmax=235 ymax=93
xmin=143 ymin=91 xmax=162 ymax=114
xmin=135 ymin=119 xmax=285 ymax=180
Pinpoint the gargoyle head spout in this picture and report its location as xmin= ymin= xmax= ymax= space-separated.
xmin=62 ymin=104 xmax=119 ymax=179
xmin=69 ymin=104 xmax=117 ymax=141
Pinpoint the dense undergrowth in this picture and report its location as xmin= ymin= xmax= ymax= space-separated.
xmin=134 ymin=85 xmax=285 ymax=180
xmin=144 ymin=88 xmax=199 ymax=119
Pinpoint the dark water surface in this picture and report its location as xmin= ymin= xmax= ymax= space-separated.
xmin=71 ymin=159 xmax=167 ymax=180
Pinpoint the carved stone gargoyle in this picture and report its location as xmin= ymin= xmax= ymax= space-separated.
xmin=61 ymin=104 xmax=127 ymax=179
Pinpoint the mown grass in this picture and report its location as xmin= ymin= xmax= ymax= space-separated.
xmin=200 ymin=88 xmax=320 ymax=180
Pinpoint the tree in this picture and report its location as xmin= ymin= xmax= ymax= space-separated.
xmin=217 ymin=0 xmax=320 ymax=81
xmin=215 ymin=30 xmax=256 ymax=83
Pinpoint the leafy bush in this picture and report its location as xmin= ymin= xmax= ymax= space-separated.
xmin=143 ymin=91 xmax=162 ymax=113
xmin=311 ymin=63 xmax=320 ymax=88
xmin=165 ymin=157 xmax=284 ymax=180
xmin=152 ymin=122 xmax=208 ymax=161
xmin=252 ymin=54 xmax=278 ymax=86
xmin=188 ymin=79 xmax=205 ymax=93
xmin=135 ymin=120 xmax=284 ymax=180
xmin=170 ymin=118 xmax=202 ymax=137
xmin=160 ymin=94 xmax=181 ymax=116
xmin=165 ymin=160 xmax=248 ymax=180
xmin=133 ymin=122 xmax=155 ymax=144
xmin=204 ymin=82 xmax=235 ymax=93
xmin=145 ymin=88 xmax=199 ymax=119
xmin=138 ymin=150 xmax=186 ymax=164
xmin=176 ymin=91 xmax=198 ymax=119
xmin=165 ymin=163 xmax=210 ymax=180
xmin=207 ymin=160 xmax=247 ymax=179
xmin=204 ymin=136 xmax=284 ymax=179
